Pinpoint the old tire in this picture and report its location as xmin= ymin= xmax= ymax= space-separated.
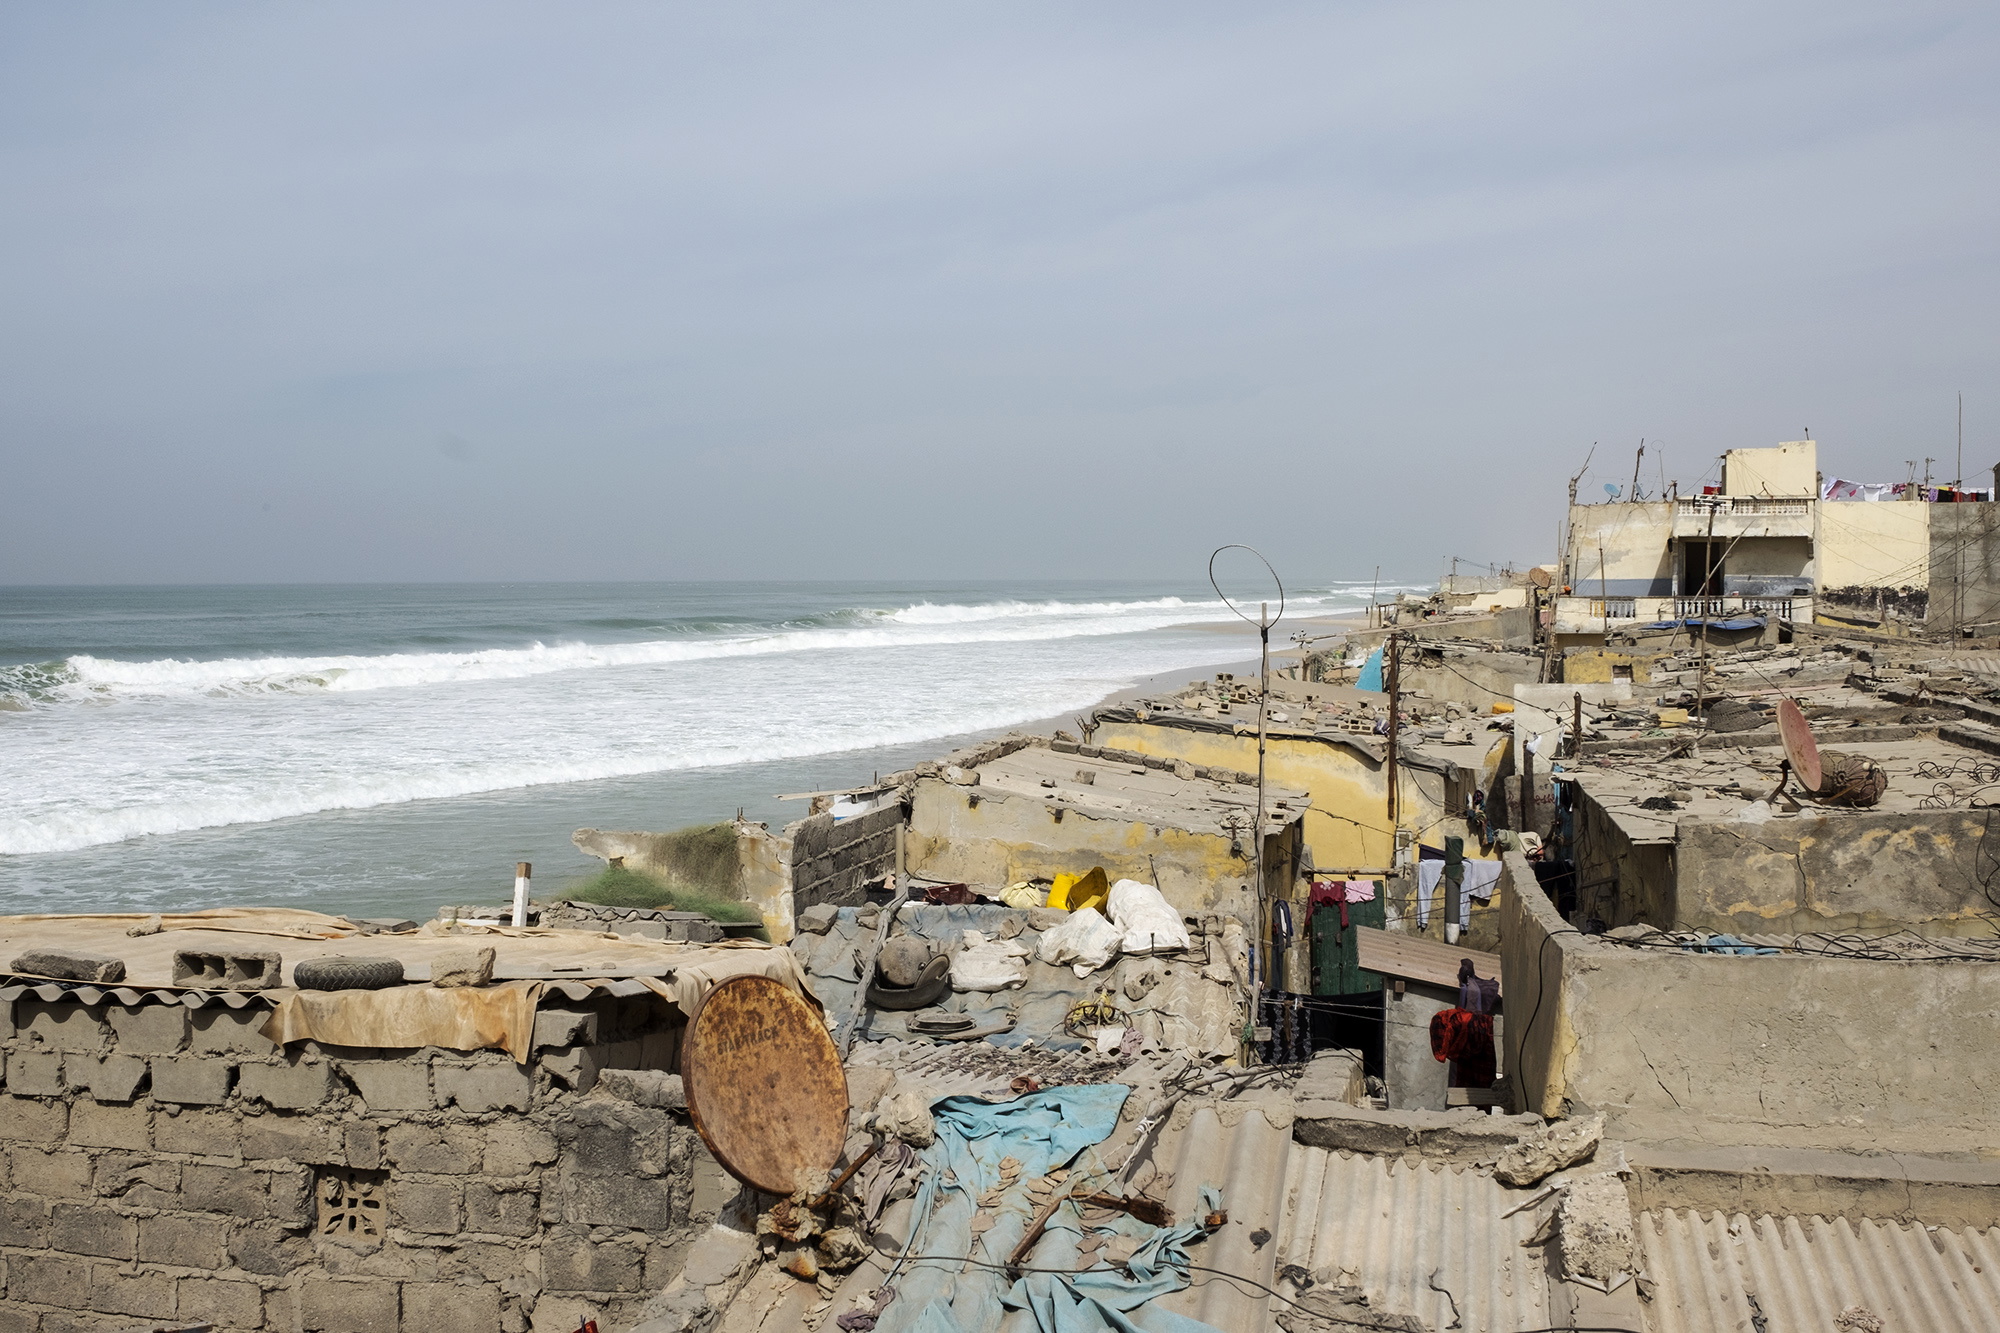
xmin=292 ymin=955 xmax=405 ymax=992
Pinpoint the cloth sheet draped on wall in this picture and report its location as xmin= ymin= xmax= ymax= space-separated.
xmin=875 ymin=1084 xmax=1226 ymax=1333
xmin=1413 ymin=859 xmax=1502 ymax=927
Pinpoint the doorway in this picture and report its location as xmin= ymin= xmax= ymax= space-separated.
xmin=1682 ymin=541 xmax=1725 ymax=596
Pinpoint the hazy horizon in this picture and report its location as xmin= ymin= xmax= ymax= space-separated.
xmin=4 ymin=2 xmax=1996 ymax=585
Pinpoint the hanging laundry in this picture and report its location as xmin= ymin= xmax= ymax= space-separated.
xmin=1342 ymin=879 xmax=1376 ymax=903
xmin=1457 ymin=958 xmax=1499 ymax=1015
xmin=1415 ymin=859 xmax=1443 ymax=927
xmin=1356 ymin=645 xmax=1385 ymax=693
xmin=1305 ymin=879 xmax=1345 ymax=924
xmin=1429 ymin=1006 xmax=1497 ymax=1088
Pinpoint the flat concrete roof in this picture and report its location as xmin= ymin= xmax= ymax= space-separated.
xmin=1563 ymin=726 xmax=2000 ymax=842
xmin=964 ymin=743 xmax=1310 ymax=838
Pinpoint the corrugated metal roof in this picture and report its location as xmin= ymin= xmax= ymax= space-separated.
xmin=1638 ymin=1209 xmax=2000 ymax=1333
xmin=1277 ymin=1149 xmax=1552 ymax=1333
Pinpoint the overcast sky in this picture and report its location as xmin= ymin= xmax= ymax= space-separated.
xmin=2 ymin=2 xmax=1996 ymax=585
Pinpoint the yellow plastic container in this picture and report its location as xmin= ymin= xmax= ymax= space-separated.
xmin=1491 ymin=701 xmax=1514 ymax=714
xmin=1047 ymin=866 xmax=1109 ymax=914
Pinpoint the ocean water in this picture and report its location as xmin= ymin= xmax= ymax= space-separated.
xmin=0 ymin=581 xmax=1378 ymax=921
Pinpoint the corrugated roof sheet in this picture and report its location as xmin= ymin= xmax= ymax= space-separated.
xmin=1277 ymin=1149 xmax=1552 ymax=1333
xmin=1638 ymin=1209 xmax=2000 ymax=1333
xmin=0 ymin=973 xmax=671 ymax=1012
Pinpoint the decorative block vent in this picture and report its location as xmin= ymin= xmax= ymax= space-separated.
xmin=317 ymin=1167 xmax=387 ymax=1246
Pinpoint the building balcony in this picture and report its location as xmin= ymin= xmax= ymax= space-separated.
xmin=1671 ymin=495 xmax=1815 ymax=540
xmin=1553 ymin=594 xmax=1810 ymax=635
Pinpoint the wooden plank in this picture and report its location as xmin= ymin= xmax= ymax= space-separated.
xmin=1353 ymin=925 xmax=1501 ymax=996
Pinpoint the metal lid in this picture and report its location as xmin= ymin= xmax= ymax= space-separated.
xmin=1777 ymin=698 xmax=1822 ymax=793
xmin=681 ymin=975 xmax=848 ymax=1197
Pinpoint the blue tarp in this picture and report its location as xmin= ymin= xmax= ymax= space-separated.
xmin=1000 ymin=1186 xmax=1226 ymax=1333
xmin=879 ymin=1085 xmax=1134 ymax=1333
xmin=1355 ymin=645 xmax=1384 ymax=692
xmin=1642 ymin=616 xmax=1766 ymax=631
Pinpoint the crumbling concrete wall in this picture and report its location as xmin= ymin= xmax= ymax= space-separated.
xmin=1498 ymin=850 xmax=2000 ymax=1156
xmin=1927 ymin=501 xmax=2000 ymax=633
xmin=0 ymin=993 xmax=731 ymax=1333
xmin=904 ymin=779 xmax=1291 ymax=923
xmin=1566 ymin=502 xmax=1676 ymax=597
xmin=786 ymin=802 xmax=901 ymax=913
xmin=1575 ymin=784 xmax=2000 ymax=937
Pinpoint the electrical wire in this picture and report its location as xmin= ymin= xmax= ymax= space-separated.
xmin=885 ymin=1252 xmax=1641 ymax=1331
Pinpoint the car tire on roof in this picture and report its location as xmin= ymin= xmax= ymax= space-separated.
xmin=292 ymin=956 xmax=406 ymax=992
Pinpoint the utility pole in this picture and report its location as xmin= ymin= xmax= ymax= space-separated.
xmin=1573 ymin=691 xmax=1583 ymax=759
xmin=1698 ymin=502 xmax=1716 ymax=713
xmin=1385 ymin=633 xmax=1401 ymax=832
xmin=1254 ymin=600 xmax=1271 ymax=989
xmin=1598 ymin=541 xmax=1610 ymax=644
xmin=1631 ymin=440 xmax=1646 ymax=502
xmin=1958 ymin=392 xmax=1964 ymax=489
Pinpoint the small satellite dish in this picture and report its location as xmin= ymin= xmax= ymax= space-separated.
xmin=1604 ymin=483 xmax=1621 ymax=498
xmin=1777 ymin=697 xmax=1823 ymax=793
xmin=682 ymin=975 xmax=849 ymax=1196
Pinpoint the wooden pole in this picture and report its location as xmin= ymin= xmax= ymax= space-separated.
xmin=512 ymin=863 xmax=532 ymax=928
xmin=1572 ymin=690 xmax=1583 ymax=759
xmin=1255 ymin=602 xmax=1271 ymax=994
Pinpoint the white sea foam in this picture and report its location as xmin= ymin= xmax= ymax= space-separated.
xmin=0 ymin=586 xmax=1390 ymax=858
xmin=7 ymin=591 xmax=1368 ymax=707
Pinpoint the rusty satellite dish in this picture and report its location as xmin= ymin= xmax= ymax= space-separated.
xmin=1777 ymin=697 xmax=1822 ymax=792
xmin=681 ymin=975 xmax=848 ymax=1197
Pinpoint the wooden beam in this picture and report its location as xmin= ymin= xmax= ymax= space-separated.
xmin=1354 ymin=925 xmax=1500 ymax=996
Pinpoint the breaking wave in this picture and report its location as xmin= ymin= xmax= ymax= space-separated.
xmin=0 ymin=590 xmax=1369 ymax=709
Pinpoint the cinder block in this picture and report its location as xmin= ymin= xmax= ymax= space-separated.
xmin=90 ymin=1262 xmax=177 ymax=1318
xmin=300 ymin=1275 xmax=401 ymax=1333
xmin=106 ymin=1003 xmax=190 ymax=1054
xmin=690 ymin=1142 xmax=739 ymax=1222
xmin=383 ymin=1124 xmax=482 ymax=1175
xmin=177 ymin=1276 xmax=264 ymax=1329
xmin=559 ymin=1173 xmax=679 ymax=1230
xmin=537 ymin=1044 xmax=605 ymax=1092
xmin=400 ymin=1282 xmax=502 ymax=1333
xmin=391 ymin=1180 xmax=462 ymax=1235
xmin=343 ymin=1059 xmax=433 ymax=1111
xmin=50 ymin=1205 xmax=135 ymax=1259
xmin=138 ymin=1213 xmax=232 ymax=1270
xmin=11 ymin=1148 xmax=92 ymax=1197
xmin=229 ymin=1219 xmax=311 ymax=1277
xmin=63 ymin=1052 xmax=149 ymax=1102
xmin=172 ymin=947 xmax=282 ymax=991
xmin=149 ymin=1055 xmax=234 ymax=1106
xmin=10 ymin=952 xmax=123 ymax=984
xmin=241 ymin=1115 xmax=346 ymax=1164
xmin=594 ymin=1068 xmax=684 ymax=1109
xmin=239 ymin=1057 xmax=337 ymax=1110
xmin=480 ymin=1124 xmax=557 ymax=1176
xmin=189 ymin=1005 xmax=277 ymax=1055
xmin=183 ymin=1163 xmax=275 ymax=1218
xmin=16 ymin=1001 xmax=111 ymax=1051
xmin=67 ymin=1099 xmax=150 ymax=1151
xmin=92 ymin=1153 xmax=179 ymax=1208
xmin=543 ymin=1229 xmax=645 ymax=1292
xmin=346 ymin=1122 xmax=383 ymax=1170
xmin=464 ymin=1183 xmax=538 ymax=1237
xmin=4 ymin=1050 xmax=64 ymax=1097
xmin=0 ymin=1198 xmax=49 ymax=1248
xmin=531 ymin=1007 xmax=600 ymax=1051
xmin=638 ymin=1029 xmax=679 ymax=1069
xmin=0 ymin=1303 xmax=35 ymax=1333
xmin=268 ymin=1163 xmax=314 ymax=1226
xmin=10 ymin=1254 xmax=86 ymax=1307
xmin=555 ymin=1101 xmax=673 ymax=1176
xmin=153 ymin=1107 xmax=239 ymax=1155
xmin=432 ymin=1061 xmax=530 ymax=1113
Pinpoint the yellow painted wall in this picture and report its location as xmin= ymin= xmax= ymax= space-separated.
xmin=1090 ymin=721 xmax=1500 ymax=874
xmin=903 ymin=779 xmax=1287 ymax=921
xmin=1724 ymin=441 xmax=1816 ymax=496
xmin=1565 ymin=503 xmax=1675 ymax=593
xmin=1563 ymin=648 xmax=1671 ymax=684
xmin=1817 ymin=499 xmax=1930 ymax=588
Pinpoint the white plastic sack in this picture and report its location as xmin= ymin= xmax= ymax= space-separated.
xmin=1035 ymin=906 xmax=1122 ymax=978
xmin=951 ymin=929 xmax=1028 ymax=992
xmin=1106 ymin=879 xmax=1191 ymax=955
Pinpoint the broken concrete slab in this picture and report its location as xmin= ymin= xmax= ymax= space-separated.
xmin=12 ymin=950 xmax=126 ymax=984
xmin=1294 ymin=1049 xmax=1365 ymax=1106
xmin=428 ymin=946 xmax=496 ymax=988
xmin=594 ymin=1068 xmax=687 ymax=1110
xmin=1293 ymin=1100 xmax=1542 ymax=1161
xmin=1555 ymin=1170 xmax=1636 ymax=1287
xmin=796 ymin=905 xmax=839 ymax=935
xmin=1494 ymin=1114 xmax=1604 ymax=1188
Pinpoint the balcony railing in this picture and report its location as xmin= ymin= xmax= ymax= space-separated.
xmin=1587 ymin=598 xmax=1637 ymax=619
xmin=1676 ymin=496 xmax=1811 ymax=516
xmin=1557 ymin=594 xmax=1810 ymax=628
xmin=1675 ymin=595 xmax=1796 ymax=620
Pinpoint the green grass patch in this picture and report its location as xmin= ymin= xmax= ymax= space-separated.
xmin=562 ymin=864 xmax=764 ymax=926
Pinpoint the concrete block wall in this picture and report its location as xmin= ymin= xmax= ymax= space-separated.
xmin=0 ymin=993 xmax=731 ymax=1333
xmin=785 ymin=802 xmax=902 ymax=911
